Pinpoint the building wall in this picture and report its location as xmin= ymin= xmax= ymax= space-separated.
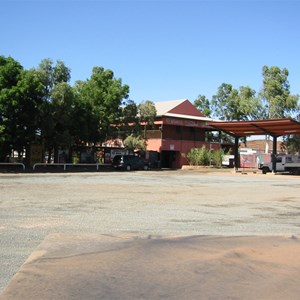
xmin=145 ymin=125 xmax=207 ymax=152
xmin=144 ymin=120 xmax=220 ymax=168
xmin=161 ymin=124 xmax=205 ymax=141
xmin=146 ymin=139 xmax=161 ymax=152
xmin=146 ymin=138 xmax=221 ymax=168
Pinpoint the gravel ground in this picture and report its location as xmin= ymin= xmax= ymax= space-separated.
xmin=1 ymin=169 xmax=300 ymax=293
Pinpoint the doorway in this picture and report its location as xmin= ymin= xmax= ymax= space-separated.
xmin=161 ymin=151 xmax=178 ymax=168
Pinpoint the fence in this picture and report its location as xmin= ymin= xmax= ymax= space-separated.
xmin=32 ymin=163 xmax=110 ymax=171
xmin=0 ymin=163 xmax=26 ymax=171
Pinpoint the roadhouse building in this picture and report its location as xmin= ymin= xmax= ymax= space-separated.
xmin=144 ymin=99 xmax=221 ymax=168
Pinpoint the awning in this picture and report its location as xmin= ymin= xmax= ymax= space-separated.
xmin=208 ymin=118 xmax=300 ymax=137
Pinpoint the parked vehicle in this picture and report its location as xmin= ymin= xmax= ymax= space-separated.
xmin=112 ymin=155 xmax=150 ymax=171
xmin=259 ymin=155 xmax=300 ymax=175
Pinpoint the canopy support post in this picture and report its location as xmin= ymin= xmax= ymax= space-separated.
xmin=234 ymin=136 xmax=240 ymax=172
xmin=272 ymin=136 xmax=277 ymax=173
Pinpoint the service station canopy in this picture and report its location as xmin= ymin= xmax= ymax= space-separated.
xmin=208 ymin=118 xmax=300 ymax=138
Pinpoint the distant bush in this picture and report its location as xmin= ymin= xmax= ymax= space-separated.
xmin=186 ymin=146 xmax=210 ymax=166
xmin=187 ymin=146 xmax=225 ymax=167
xmin=211 ymin=148 xmax=225 ymax=167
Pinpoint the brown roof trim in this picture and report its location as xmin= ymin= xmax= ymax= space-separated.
xmin=208 ymin=118 xmax=300 ymax=137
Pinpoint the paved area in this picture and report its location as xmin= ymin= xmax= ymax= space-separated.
xmin=1 ymin=170 xmax=300 ymax=293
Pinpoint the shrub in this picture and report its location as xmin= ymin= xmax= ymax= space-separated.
xmin=187 ymin=146 xmax=210 ymax=166
xmin=211 ymin=149 xmax=225 ymax=167
xmin=186 ymin=148 xmax=198 ymax=165
xmin=187 ymin=147 xmax=226 ymax=167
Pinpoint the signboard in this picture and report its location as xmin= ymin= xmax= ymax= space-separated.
xmin=163 ymin=117 xmax=207 ymax=128
xmin=110 ymin=149 xmax=127 ymax=159
xmin=104 ymin=149 xmax=127 ymax=164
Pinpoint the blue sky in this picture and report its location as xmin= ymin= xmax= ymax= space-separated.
xmin=1 ymin=0 xmax=300 ymax=104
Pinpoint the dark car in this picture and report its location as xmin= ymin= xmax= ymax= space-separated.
xmin=112 ymin=155 xmax=150 ymax=171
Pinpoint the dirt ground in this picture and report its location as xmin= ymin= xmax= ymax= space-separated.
xmin=1 ymin=169 xmax=300 ymax=297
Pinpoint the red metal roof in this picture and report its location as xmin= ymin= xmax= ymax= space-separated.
xmin=208 ymin=118 xmax=300 ymax=137
xmin=155 ymin=99 xmax=206 ymax=118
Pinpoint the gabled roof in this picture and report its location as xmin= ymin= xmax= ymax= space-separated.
xmin=155 ymin=99 xmax=188 ymax=116
xmin=154 ymin=99 xmax=212 ymax=121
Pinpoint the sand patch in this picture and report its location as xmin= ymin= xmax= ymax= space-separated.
xmin=1 ymin=233 xmax=300 ymax=300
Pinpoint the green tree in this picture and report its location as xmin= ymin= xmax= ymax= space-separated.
xmin=36 ymin=59 xmax=73 ymax=162
xmin=118 ymin=99 xmax=139 ymax=138
xmin=0 ymin=56 xmax=23 ymax=160
xmin=37 ymin=58 xmax=71 ymax=98
xmin=260 ymin=66 xmax=299 ymax=153
xmin=138 ymin=100 xmax=157 ymax=139
xmin=48 ymin=82 xmax=75 ymax=150
xmin=284 ymin=113 xmax=300 ymax=154
xmin=286 ymin=135 xmax=300 ymax=154
xmin=124 ymin=134 xmax=146 ymax=153
xmin=71 ymin=90 xmax=99 ymax=145
xmin=212 ymin=83 xmax=239 ymax=120
xmin=0 ymin=56 xmax=45 ymax=162
xmin=138 ymin=100 xmax=157 ymax=124
xmin=74 ymin=67 xmax=129 ymax=144
xmin=212 ymin=83 xmax=262 ymax=121
xmin=260 ymin=65 xmax=299 ymax=119
xmin=194 ymin=94 xmax=211 ymax=117
xmin=0 ymin=56 xmax=22 ymax=89
xmin=122 ymin=99 xmax=138 ymax=126
xmin=238 ymin=86 xmax=265 ymax=120
xmin=11 ymin=69 xmax=45 ymax=159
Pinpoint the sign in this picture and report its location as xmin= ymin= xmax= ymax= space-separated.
xmin=163 ymin=117 xmax=207 ymax=128
xmin=110 ymin=149 xmax=127 ymax=159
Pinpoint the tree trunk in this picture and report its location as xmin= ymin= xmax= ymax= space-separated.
xmin=47 ymin=148 xmax=52 ymax=163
